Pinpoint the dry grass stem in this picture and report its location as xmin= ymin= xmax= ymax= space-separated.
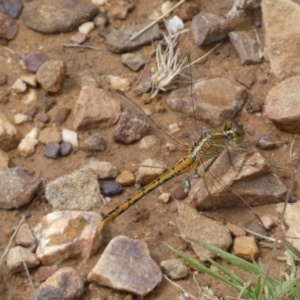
xmin=129 ymin=0 xmax=185 ymax=41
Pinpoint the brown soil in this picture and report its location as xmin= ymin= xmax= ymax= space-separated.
xmin=0 ymin=0 xmax=298 ymax=299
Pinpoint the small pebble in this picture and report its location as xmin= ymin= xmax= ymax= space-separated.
xmin=62 ymin=129 xmax=78 ymax=147
xmin=92 ymin=0 xmax=107 ymax=5
xmin=54 ymin=107 xmax=71 ymax=126
xmin=165 ymin=15 xmax=184 ymax=34
xmin=60 ymin=142 xmax=72 ymax=156
xmin=38 ymin=114 xmax=50 ymax=124
xmin=116 ymin=170 xmax=135 ymax=186
xmin=71 ymin=32 xmax=87 ymax=44
xmin=27 ymin=106 xmax=40 ymax=122
xmin=252 ymin=16 xmax=262 ymax=28
xmin=80 ymin=134 xmax=107 ymax=152
xmin=165 ymin=142 xmax=176 ymax=151
xmin=159 ymin=192 xmax=171 ymax=203
xmin=21 ymin=89 xmax=37 ymax=105
xmin=4 ymin=227 xmax=14 ymax=237
xmin=20 ymin=74 xmax=37 ymax=87
xmin=94 ymin=13 xmax=109 ymax=26
xmin=255 ymin=134 xmax=278 ymax=150
xmin=121 ymin=52 xmax=147 ymax=72
xmin=17 ymin=128 xmax=39 ymax=157
xmin=86 ymin=152 xmax=95 ymax=158
xmin=160 ymin=258 xmax=189 ymax=279
xmin=246 ymin=102 xmax=262 ymax=114
xmin=247 ymin=221 xmax=269 ymax=240
xmin=14 ymin=113 xmax=28 ymax=125
xmin=101 ymin=181 xmax=124 ymax=196
xmin=161 ymin=1 xmax=173 ymax=17
xmin=107 ymin=75 xmax=130 ymax=92
xmin=155 ymin=103 xmax=165 ymax=113
xmin=0 ymin=72 xmax=7 ymax=85
xmin=23 ymin=52 xmax=49 ymax=73
xmin=78 ymin=22 xmax=95 ymax=35
xmin=141 ymin=93 xmax=151 ymax=104
xmin=173 ymin=187 xmax=188 ymax=200
xmin=11 ymin=78 xmax=27 ymax=93
xmin=168 ymin=122 xmax=180 ymax=134
xmin=44 ymin=142 xmax=60 ymax=158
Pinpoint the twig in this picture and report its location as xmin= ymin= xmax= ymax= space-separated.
xmin=62 ymin=44 xmax=107 ymax=51
xmin=19 ymin=248 xmax=38 ymax=300
xmin=129 ymin=0 xmax=185 ymax=41
xmin=181 ymin=41 xmax=222 ymax=70
xmin=3 ymin=46 xmax=16 ymax=54
xmin=0 ymin=188 xmax=44 ymax=266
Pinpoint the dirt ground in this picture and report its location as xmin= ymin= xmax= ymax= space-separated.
xmin=1 ymin=0 xmax=299 ymax=299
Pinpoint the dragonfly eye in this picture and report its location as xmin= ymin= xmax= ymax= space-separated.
xmin=223 ymin=120 xmax=245 ymax=144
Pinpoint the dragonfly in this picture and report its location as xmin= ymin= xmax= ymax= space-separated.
xmin=99 ymin=119 xmax=246 ymax=227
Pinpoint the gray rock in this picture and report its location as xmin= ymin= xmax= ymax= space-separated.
xmin=0 ymin=112 xmax=19 ymax=151
xmin=0 ymin=167 xmax=42 ymax=209
xmin=121 ymin=52 xmax=147 ymax=71
xmin=167 ymin=78 xmax=247 ymax=127
xmin=0 ymin=11 xmax=19 ymax=40
xmin=38 ymin=113 xmax=51 ymax=124
xmin=191 ymin=12 xmax=230 ymax=46
xmin=0 ymin=71 xmax=7 ymax=85
xmin=73 ymin=86 xmax=121 ymax=130
xmin=22 ymin=0 xmax=98 ymax=33
xmin=60 ymin=141 xmax=72 ymax=156
xmin=113 ymin=107 xmax=150 ymax=144
xmin=7 ymin=246 xmax=39 ymax=273
xmin=44 ymin=142 xmax=60 ymax=158
xmin=0 ymin=0 xmax=23 ymax=19
xmin=36 ymin=60 xmax=66 ymax=93
xmin=22 ymin=52 xmax=49 ymax=73
xmin=187 ymin=147 xmax=287 ymax=210
xmin=105 ymin=22 xmax=162 ymax=53
xmin=177 ymin=203 xmax=232 ymax=262
xmin=88 ymin=235 xmax=162 ymax=297
xmin=101 ymin=181 xmax=124 ymax=196
xmin=80 ymin=134 xmax=107 ymax=152
xmin=29 ymin=267 xmax=84 ymax=300
xmin=262 ymin=0 xmax=300 ymax=80
xmin=265 ymin=76 xmax=300 ymax=133
xmin=15 ymin=223 xmax=36 ymax=247
xmin=255 ymin=134 xmax=278 ymax=150
xmin=160 ymin=259 xmax=189 ymax=280
xmin=229 ymin=31 xmax=262 ymax=65
xmin=45 ymin=167 xmax=101 ymax=210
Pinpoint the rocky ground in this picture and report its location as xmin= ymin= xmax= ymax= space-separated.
xmin=1 ymin=0 xmax=300 ymax=299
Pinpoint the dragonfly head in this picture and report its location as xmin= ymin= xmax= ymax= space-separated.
xmin=222 ymin=120 xmax=245 ymax=144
